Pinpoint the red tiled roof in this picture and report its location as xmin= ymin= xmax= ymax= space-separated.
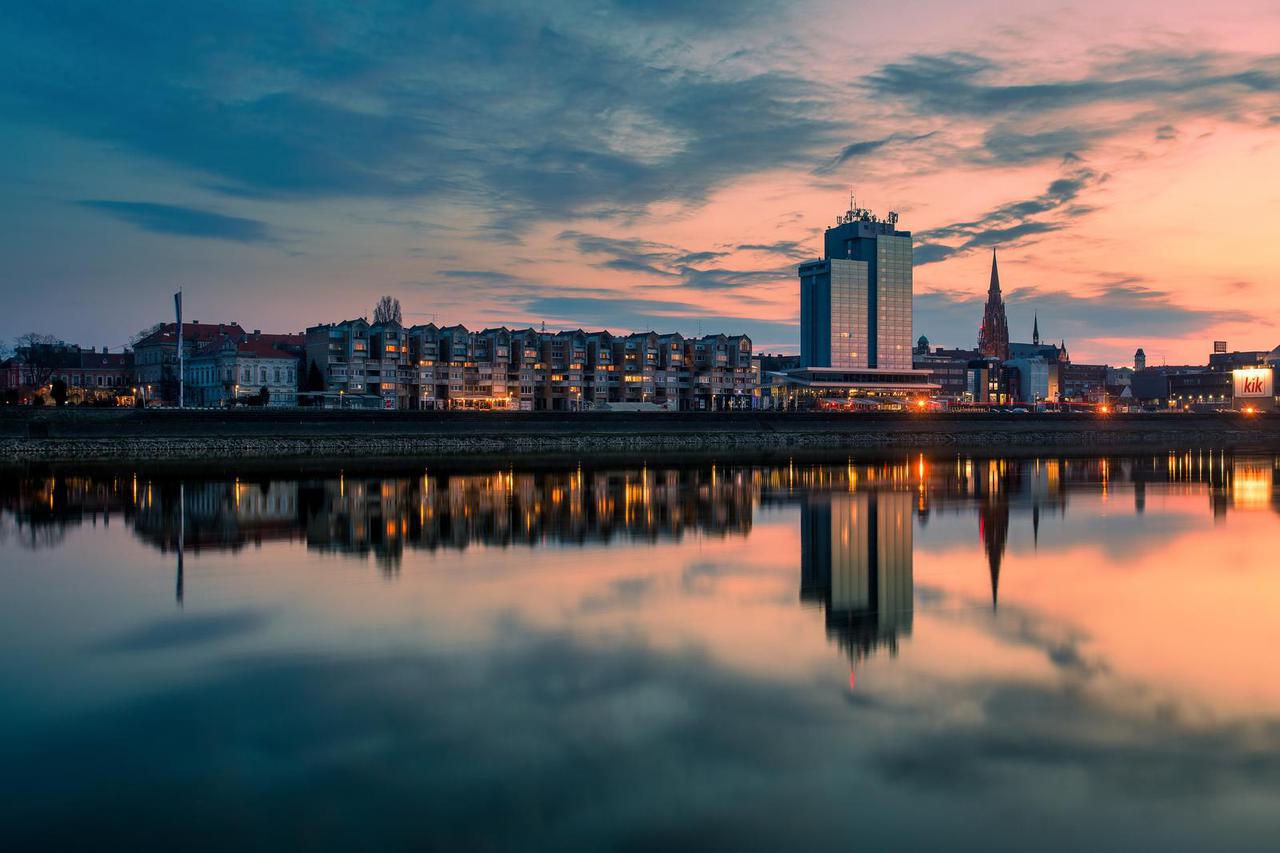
xmin=192 ymin=336 xmax=300 ymax=360
xmin=134 ymin=322 xmax=247 ymax=347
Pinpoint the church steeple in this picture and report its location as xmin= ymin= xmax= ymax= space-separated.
xmin=1033 ymin=313 xmax=1040 ymax=346
xmin=977 ymin=249 xmax=1011 ymax=361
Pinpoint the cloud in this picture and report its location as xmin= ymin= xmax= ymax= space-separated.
xmin=862 ymin=48 xmax=1280 ymax=166
xmin=560 ymin=230 xmax=793 ymax=290
xmin=914 ymin=276 xmax=1247 ymax=351
xmin=76 ymin=200 xmax=279 ymax=244
xmin=914 ymin=164 xmax=1102 ymax=264
xmin=522 ymin=294 xmax=796 ymax=343
xmin=2 ymin=1 xmax=846 ymax=227
xmin=814 ymin=131 xmax=937 ymax=174
xmin=735 ymin=241 xmax=813 ymax=260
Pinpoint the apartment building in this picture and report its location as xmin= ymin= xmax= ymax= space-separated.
xmin=304 ymin=318 xmax=755 ymax=410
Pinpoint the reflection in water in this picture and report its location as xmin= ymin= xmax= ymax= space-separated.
xmin=4 ymin=452 xmax=1280 ymax=850
xmin=801 ymin=491 xmax=913 ymax=661
xmin=4 ymin=452 xmax=1278 ymax=663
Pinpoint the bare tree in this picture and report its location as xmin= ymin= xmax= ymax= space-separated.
xmin=131 ymin=323 xmax=165 ymax=345
xmin=13 ymin=333 xmax=62 ymax=389
xmin=372 ymin=295 xmax=402 ymax=325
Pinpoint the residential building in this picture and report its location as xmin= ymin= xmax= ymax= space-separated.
xmin=185 ymin=334 xmax=302 ymax=407
xmin=306 ymin=319 xmax=755 ymax=410
xmin=133 ymin=321 xmax=247 ymax=403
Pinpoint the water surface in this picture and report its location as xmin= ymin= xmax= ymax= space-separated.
xmin=3 ymin=453 xmax=1279 ymax=850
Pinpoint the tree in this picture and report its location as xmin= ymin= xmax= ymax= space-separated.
xmin=14 ymin=333 xmax=63 ymax=389
xmin=304 ymin=360 xmax=325 ymax=391
xmin=50 ymin=379 xmax=68 ymax=407
xmin=131 ymin=323 xmax=165 ymax=345
xmin=259 ymin=385 xmax=270 ymax=406
xmin=373 ymin=295 xmax=402 ymax=325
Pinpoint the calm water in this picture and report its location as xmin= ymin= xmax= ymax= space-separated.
xmin=2 ymin=454 xmax=1279 ymax=850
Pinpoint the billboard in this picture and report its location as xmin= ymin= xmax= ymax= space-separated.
xmin=1233 ymin=368 xmax=1273 ymax=399
xmin=1214 ymin=340 xmax=1228 ymax=353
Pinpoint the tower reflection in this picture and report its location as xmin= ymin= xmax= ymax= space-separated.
xmin=801 ymin=491 xmax=914 ymax=661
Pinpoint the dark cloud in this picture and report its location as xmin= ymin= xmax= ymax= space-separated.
xmin=914 ymin=165 xmax=1101 ymax=263
xmin=2 ymin=1 xmax=845 ymax=227
xmin=814 ymin=131 xmax=937 ymax=174
xmin=560 ymin=229 xmax=793 ymax=291
xmin=863 ymin=49 xmax=1280 ymax=166
xmin=76 ymin=200 xmax=279 ymax=244
xmin=914 ymin=276 xmax=1247 ymax=351
xmin=735 ymin=240 xmax=813 ymax=260
xmin=522 ymin=294 xmax=795 ymax=344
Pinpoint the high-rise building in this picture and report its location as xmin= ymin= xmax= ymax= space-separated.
xmin=978 ymin=250 xmax=1010 ymax=360
xmin=769 ymin=199 xmax=936 ymax=409
xmin=799 ymin=202 xmax=913 ymax=370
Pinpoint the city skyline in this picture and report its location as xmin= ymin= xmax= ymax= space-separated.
xmin=5 ymin=2 xmax=1280 ymax=364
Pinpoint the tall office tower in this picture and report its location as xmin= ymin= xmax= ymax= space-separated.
xmin=978 ymin=249 xmax=1010 ymax=360
xmin=799 ymin=201 xmax=913 ymax=370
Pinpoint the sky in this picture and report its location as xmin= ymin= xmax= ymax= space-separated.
xmin=3 ymin=0 xmax=1280 ymax=365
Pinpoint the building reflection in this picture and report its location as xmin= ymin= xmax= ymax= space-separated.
xmin=4 ymin=452 xmax=1278 ymax=638
xmin=801 ymin=491 xmax=913 ymax=661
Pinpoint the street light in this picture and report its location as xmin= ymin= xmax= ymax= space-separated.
xmin=339 ymin=389 xmax=345 ymax=409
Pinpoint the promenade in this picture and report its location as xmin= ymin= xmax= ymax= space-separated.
xmin=2 ymin=409 xmax=1278 ymax=464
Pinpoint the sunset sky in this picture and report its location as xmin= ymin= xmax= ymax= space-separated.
xmin=4 ymin=0 xmax=1280 ymax=365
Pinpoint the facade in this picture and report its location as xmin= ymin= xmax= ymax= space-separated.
xmin=2 ymin=343 xmax=134 ymax=403
xmin=1005 ymin=357 xmax=1051 ymax=404
xmin=913 ymin=345 xmax=977 ymax=400
xmin=782 ymin=202 xmax=935 ymax=408
xmin=304 ymin=319 xmax=754 ymax=411
xmin=800 ymin=204 xmax=912 ymax=370
xmin=1170 ymin=370 xmax=1233 ymax=410
xmin=1060 ymin=363 xmax=1109 ymax=403
xmin=133 ymin=322 xmax=248 ymax=403
xmin=977 ymin=250 xmax=1010 ymax=361
xmin=185 ymin=335 xmax=302 ymax=407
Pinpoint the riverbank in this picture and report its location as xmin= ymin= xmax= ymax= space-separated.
xmin=2 ymin=409 xmax=1279 ymax=464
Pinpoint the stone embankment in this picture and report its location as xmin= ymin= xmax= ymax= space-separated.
xmin=1 ymin=409 xmax=1278 ymax=464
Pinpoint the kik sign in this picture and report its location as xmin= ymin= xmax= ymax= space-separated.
xmin=1232 ymin=368 xmax=1274 ymax=399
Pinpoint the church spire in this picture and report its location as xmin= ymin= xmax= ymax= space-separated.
xmin=1033 ymin=313 xmax=1040 ymax=346
xmin=977 ymin=249 xmax=1010 ymax=360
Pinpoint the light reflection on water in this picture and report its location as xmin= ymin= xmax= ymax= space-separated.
xmin=1 ymin=453 xmax=1279 ymax=850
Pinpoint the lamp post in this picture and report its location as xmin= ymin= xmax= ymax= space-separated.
xmin=233 ymin=383 xmax=239 ymax=408
xmin=339 ymin=389 xmax=345 ymax=409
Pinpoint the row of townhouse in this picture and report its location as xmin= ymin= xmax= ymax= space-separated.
xmin=304 ymin=319 xmax=756 ymax=410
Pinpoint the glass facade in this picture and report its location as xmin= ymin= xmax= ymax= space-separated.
xmin=874 ymin=234 xmax=912 ymax=370
xmin=800 ymin=218 xmax=912 ymax=370
xmin=830 ymin=260 xmax=869 ymax=368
